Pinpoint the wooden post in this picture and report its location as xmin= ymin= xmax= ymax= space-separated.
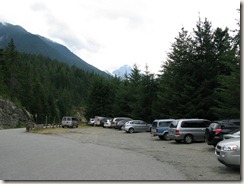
xmin=46 ymin=115 xmax=48 ymax=128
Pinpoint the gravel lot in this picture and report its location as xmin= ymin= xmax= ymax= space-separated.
xmin=44 ymin=125 xmax=240 ymax=181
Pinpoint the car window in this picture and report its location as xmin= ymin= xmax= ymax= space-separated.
xmin=152 ymin=121 xmax=158 ymax=127
xmin=140 ymin=121 xmax=146 ymax=124
xmin=202 ymin=121 xmax=211 ymax=127
xmin=170 ymin=120 xmax=178 ymax=128
xmin=181 ymin=121 xmax=203 ymax=128
xmin=209 ymin=123 xmax=221 ymax=129
xmin=159 ymin=121 xmax=171 ymax=127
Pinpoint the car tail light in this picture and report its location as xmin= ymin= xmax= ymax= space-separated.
xmin=215 ymin=129 xmax=222 ymax=135
xmin=176 ymin=130 xmax=180 ymax=135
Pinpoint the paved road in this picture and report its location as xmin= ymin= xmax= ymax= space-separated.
xmin=0 ymin=128 xmax=187 ymax=180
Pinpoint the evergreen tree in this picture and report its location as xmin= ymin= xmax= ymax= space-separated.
xmin=140 ymin=65 xmax=158 ymax=122
xmin=154 ymin=27 xmax=194 ymax=118
xmin=85 ymin=76 xmax=115 ymax=119
xmin=127 ymin=64 xmax=143 ymax=119
xmin=212 ymin=13 xmax=240 ymax=119
xmin=3 ymin=39 xmax=20 ymax=100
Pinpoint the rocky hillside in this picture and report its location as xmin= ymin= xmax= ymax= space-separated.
xmin=0 ymin=96 xmax=33 ymax=129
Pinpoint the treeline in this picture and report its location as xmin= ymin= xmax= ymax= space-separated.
xmin=85 ymin=17 xmax=240 ymax=122
xmin=0 ymin=16 xmax=240 ymax=125
xmin=0 ymin=39 xmax=99 ymax=123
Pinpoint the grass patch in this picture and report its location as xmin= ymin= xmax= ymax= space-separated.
xmin=31 ymin=127 xmax=68 ymax=134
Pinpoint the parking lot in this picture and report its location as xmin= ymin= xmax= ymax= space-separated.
xmin=52 ymin=125 xmax=240 ymax=181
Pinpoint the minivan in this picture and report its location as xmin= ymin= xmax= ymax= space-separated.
xmin=168 ymin=119 xmax=211 ymax=143
xmin=151 ymin=119 xmax=175 ymax=140
xmin=62 ymin=116 xmax=78 ymax=128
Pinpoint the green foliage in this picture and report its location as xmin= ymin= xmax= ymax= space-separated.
xmin=85 ymin=76 xmax=115 ymax=119
xmin=0 ymin=41 xmax=99 ymax=124
xmin=154 ymin=16 xmax=240 ymax=120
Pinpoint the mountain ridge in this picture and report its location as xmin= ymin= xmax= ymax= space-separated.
xmin=0 ymin=22 xmax=108 ymax=76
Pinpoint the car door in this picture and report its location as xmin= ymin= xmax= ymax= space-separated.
xmin=133 ymin=120 xmax=140 ymax=132
xmin=139 ymin=120 xmax=148 ymax=132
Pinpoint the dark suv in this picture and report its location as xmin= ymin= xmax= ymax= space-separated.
xmin=204 ymin=119 xmax=240 ymax=147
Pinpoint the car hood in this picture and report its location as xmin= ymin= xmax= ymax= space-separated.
xmin=218 ymin=137 xmax=240 ymax=146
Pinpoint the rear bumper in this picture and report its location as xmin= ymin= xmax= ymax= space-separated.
xmin=168 ymin=134 xmax=183 ymax=140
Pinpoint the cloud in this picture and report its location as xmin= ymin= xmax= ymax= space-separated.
xmin=30 ymin=2 xmax=101 ymax=53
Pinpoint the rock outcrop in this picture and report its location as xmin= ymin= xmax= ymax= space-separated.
xmin=0 ymin=96 xmax=33 ymax=129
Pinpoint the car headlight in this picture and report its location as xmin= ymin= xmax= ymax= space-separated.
xmin=223 ymin=145 xmax=238 ymax=151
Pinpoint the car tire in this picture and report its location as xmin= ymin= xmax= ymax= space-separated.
xmin=129 ymin=128 xmax=134 ymax=133
xmin=163 ymin=132 xmax=170 ymax=141
xmin=62 ymin=126 xmax=64 ymax=128
xmin=184 ymin=134 xmax=193 ymax=144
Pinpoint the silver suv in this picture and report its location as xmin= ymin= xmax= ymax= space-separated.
xmin=62 ymin=116 xmax=78 ymax=128
xmin=168 ymin=119 xmax=211 ymax=143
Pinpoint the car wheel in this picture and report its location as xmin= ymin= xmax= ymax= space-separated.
xmin=62 ymin=126 xmax=64 ymax=128
xmin=163 ymin=132 xmax=170 ymax=141
xmin=129 ymin=128 xmax=134 ymax=133
xmin=184 ymin=134 xmax=193 ymax=144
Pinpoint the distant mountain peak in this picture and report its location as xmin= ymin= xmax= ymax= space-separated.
xmin=112 ymin=65 xmax=132 ymax=78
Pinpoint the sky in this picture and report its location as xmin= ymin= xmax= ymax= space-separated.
xmin=0 ymin=0 xmax=240 ymax=74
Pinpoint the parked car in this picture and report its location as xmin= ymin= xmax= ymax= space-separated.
xmin=123 ymin=120 xmax=151 ymax=133
xmin=88 ymin=118 xmax=95 ymax=126
xmin=215 ymin=137 xmax=240 ymax=168
xmin=205 ymin=119 xmax=240 ymax=147
xmin=115 ymin=119 xmax=132 ymax=130
xmin=151 ymin=119 xmax=175 ymax=140
xmin=103 ymin=119 xmax=113 ymax=128
xmin=94 ymin=116 xmax=106 ymax=126
xmin=168 ymin=119 xmax=211 ymax=144
xmin=112 ymin=117 xmax=132 ymax=128
xmin=223 ymin=129 xmax=240 ymax=140
xmin=100 ymin=118 xmax=112 ymax=127
xmin=62 ymin=116 xmax=78 ymax=128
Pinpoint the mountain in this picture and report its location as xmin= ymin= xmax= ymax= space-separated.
xmin=0 ymin=22 xmax=107 ymax=76
xmin=112 ymin=65 xmax=132 ymax=78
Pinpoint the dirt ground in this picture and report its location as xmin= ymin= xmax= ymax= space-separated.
xmin=34 ymin=125 xmax=241 ymax=181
